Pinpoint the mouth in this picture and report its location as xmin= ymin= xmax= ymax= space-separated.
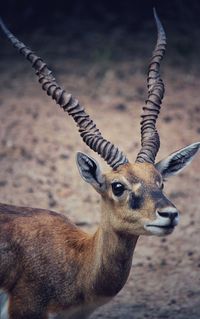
xmin=144 ymin=223 xmax=176 ymax=236
xmin=144 ymin=210 xmax=179 ymax=236
xmin=147 ymin=224 xmax=175 ymax=229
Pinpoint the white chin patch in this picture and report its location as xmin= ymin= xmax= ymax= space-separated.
xmin=144 ymin=225 xmax=175 ymax=236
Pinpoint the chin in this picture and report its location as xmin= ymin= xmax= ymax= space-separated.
xmin=144 ymin=224 xmax=176 ymax=236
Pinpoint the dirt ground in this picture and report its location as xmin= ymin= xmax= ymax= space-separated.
xmin=0 ymin=25 xmax=199 ymax=319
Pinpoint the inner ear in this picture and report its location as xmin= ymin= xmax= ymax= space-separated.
xmin=155 ymin=142 xmax=200 ymax=179
xmin=76 ymin=152 xmax=106 ymax=192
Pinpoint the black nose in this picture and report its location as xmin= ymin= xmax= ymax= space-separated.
xmin=157 ymin=211 xmax=178 ymax=221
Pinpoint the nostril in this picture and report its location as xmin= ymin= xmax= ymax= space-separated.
xmin=157 ymin=211 xmax=178 ymax=219
xmin=157 ymin=211 xmax=170 ymax=218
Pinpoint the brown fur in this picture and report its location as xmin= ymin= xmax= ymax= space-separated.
xmin=0 ymin=203 xmax=137 ymax=318
xmin=0 ymin=163 xmax=177 ymax=318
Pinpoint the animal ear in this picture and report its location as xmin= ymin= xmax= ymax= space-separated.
xmin=155 ymin=142 xmax=200 ymax=179
xmin=76 ymin=152 xmax=106 ymax=192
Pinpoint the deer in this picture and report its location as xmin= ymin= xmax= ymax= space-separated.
xmin=0 ymin=9 xmax=199 ymax=319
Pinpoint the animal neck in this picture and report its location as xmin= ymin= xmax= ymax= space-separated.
xmin=91 ymin=201 xmax=139 ymax=297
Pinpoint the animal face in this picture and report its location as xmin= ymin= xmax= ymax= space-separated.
xmin=101 ymin=162 xmax=179 ymax=236
xmin=76 ymin=142 xmax=199 ymax=237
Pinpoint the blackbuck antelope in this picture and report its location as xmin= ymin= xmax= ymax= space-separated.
xmin=0 ymin=9 xmax=199 ymax=319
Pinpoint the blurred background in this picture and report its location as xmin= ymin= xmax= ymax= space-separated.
xmin=1 ymin=0 xmax=200 ymax=67
xmin=0 ymin=1 xmax=200 ymax=319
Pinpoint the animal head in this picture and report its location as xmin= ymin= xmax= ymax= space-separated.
xmin=0 ymin=9 xmax=199 ymax=237
xmin=76 ymin=142 xmax=199 ymax=236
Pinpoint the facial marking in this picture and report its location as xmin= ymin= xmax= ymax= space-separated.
xmin=151 ymin=190 xmax=163 ymax=201
xmin=132 ymin=183 xmax=142 ymax=196
xmin=129 ymin=192 xmax=144 ymax=210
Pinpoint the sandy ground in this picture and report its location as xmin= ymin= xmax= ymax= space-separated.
xmin=0 ymin=26 xmax=199 ymax=318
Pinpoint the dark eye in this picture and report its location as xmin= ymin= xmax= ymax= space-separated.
xmin=111 ymin=182 xmax=125 ymax=197
xmin=161 ymin=183 xmax=164 ymax=190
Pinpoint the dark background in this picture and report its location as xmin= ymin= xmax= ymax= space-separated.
xmin=0 ymin=0 xmax=200 ymax=32
xmin=0 ymin=0 xmax=200 ymax=68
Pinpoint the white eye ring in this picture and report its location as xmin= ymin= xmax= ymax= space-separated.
xmin=156 ymin=181 xmax=164 ymax=189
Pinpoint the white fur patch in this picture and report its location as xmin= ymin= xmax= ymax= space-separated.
xmin=0 ymin=291 xmax=9 ymax=319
